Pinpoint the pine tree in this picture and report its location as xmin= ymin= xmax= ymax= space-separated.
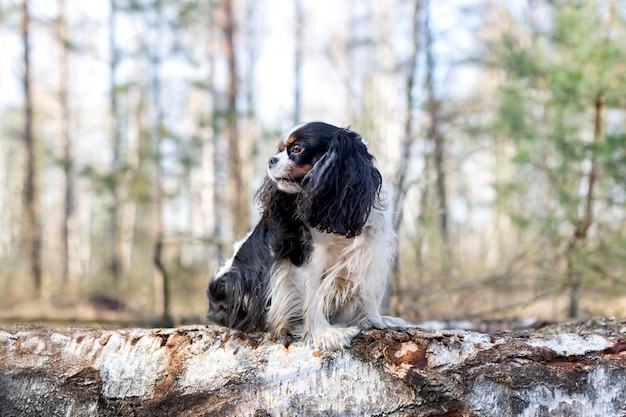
xmin=488 ymin=0 xmax=626 ymax=318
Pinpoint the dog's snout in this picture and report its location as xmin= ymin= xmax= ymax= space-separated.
xmin=269 ymin=156 xmax=279 ymax=167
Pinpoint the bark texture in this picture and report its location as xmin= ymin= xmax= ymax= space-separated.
xmin=1 ymin=319 xmax=626 ymax=416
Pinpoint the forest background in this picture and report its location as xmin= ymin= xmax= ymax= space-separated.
xmin=1 ymin=0 xmax=625 ymax=327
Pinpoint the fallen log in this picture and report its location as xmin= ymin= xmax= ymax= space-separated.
xmin=1 ymin=319 xmax=625 ymax=416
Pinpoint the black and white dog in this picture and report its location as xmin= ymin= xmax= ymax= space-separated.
xmin=207 ymin=121 xmax=405 ymax=349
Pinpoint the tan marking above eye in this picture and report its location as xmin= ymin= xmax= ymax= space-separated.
xmin=286 ymin=134 xmax=298 ymax=147
xmin=278 ymin=143 xmax=286 ymax=153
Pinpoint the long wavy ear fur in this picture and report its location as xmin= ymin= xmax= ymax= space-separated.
xmin=297 ymin=128 xmax=382 ymax=238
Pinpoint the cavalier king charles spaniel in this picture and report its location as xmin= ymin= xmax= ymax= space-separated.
xmin=206 ymin=121 xmax=406 ymax=349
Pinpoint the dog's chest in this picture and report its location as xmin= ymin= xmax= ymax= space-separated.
xmin=310 ymin=229 xmax=351 ymax=255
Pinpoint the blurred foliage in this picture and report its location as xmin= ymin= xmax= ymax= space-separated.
xmin=485 ymin=0 xmax=626 ymax=317
xmin=0 ymin=0 xmax=625 ymax=325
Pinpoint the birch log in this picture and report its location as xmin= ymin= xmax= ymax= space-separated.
xmin=1 ymin=319 xmax=626 ymax=416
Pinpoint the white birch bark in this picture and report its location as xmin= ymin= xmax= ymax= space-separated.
xmin=1 ymin=319 xmax=625 ymax=416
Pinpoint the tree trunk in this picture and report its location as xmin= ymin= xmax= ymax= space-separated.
xmin=392 ymin=0 xmax=422 ymax=233
xmin=203 ymin=5 xmax=225 ymax=264
xmin=21 ymin=0 xmax=42 ymax=297
xmin=386 ymin=0 xmax=422 ymax=316
xmin=424 ymin=0 xmax=450 ymax=255
xmin=57 ymin=0 xmax=75 ymax=287
xmin=222 ymin=0 xmax=249 ymax=238
xmin=108 ymin=0 xmax=123 ymax=286
xmin=150 ymin=3 xmax=172 ymax=327
xmin=566 ymin=92 xmax=604 ymax=319
xmin=1 ymin=319 xmax=626 ymax=416
xmin=293 ymin=0 xmax=303 ymax=124
xmin=153 ymin=237 xmax=172 ymax=327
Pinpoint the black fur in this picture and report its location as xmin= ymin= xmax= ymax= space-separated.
xmin=206 ymin=222 xmax=271 ymax=332
xmin=206 ymin=182 xmax=311 ymax=332
xmin=296 ymin=126 xmax=382 ymax=238
xmin=206 ymin=122 xmax=380 ymax=332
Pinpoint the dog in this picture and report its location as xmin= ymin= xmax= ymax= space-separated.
xmin=206 ymin=121 xmax=406 ymax=349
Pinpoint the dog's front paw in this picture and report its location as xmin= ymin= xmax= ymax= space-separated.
xmin=312 ymin=326 xmax=360 ymax=350
xmin=381 ymin=315 xmax=410 ymax=328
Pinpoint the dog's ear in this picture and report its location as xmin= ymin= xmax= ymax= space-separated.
xmin=297 ymin=128 xmax=382 ymax=238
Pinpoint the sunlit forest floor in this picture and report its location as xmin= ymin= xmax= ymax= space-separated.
xmin=0 ymin=273 xmax=208 ymax=328
xmin=1 ymin=274 xmax=624 ymax=330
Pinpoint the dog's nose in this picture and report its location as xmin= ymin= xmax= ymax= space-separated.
xmin=269 ymin=156 xmax=279 ymax=167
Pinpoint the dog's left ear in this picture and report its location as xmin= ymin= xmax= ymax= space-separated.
xmin=297 ymin=128 xmax=382 ymax=238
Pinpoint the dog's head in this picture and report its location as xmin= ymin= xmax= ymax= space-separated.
xmin=260 ymin=121 xmax=382 ymax=238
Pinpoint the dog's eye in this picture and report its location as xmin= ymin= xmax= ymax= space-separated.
xmin=291 ymin=144 xmax=304 ymax=155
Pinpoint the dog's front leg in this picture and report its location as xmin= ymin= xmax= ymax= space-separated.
xmin=267 ymin=261 xmax=304 ymax=337
xmin=302 ymin=248 xmax=359 ymax=350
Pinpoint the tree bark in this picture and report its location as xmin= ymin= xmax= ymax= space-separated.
xmin=57 ymin=0 xmax=75 ymax=287
xmin=387 ymin=0 xmax=422 ymax=316
xmin=149 ymin=3 xmax=172 ymax=327
xmin=21 ymin=0 xmax=42 ymax=297
xmin=108 ymin=0 xmax=123 ymax=286
xmin=293 ymin=0 xmax=303 ymax=124
xmin=566 ymin=92 xmax=604 ymax=319
xmin=392 ymin=0 xmax=422 ymax=233
xmin=1 ymin=319 xmax=626 ymax=416
xmin=424 ymin=0 xmax=450 ymax=256
xmin=222 ymin=0 xmax=249 ymax=238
